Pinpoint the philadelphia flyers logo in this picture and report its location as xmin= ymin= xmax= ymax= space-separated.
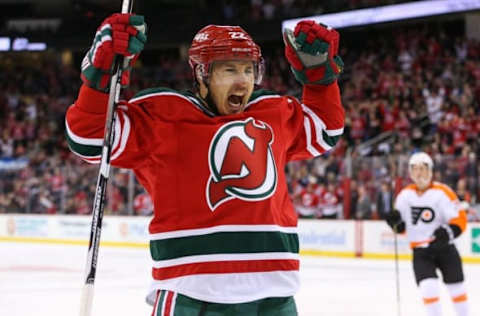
xmin=411 ymin=206 xmax=435 ymax=225
xmin=206 ymin=118 xmax=278 ymax=211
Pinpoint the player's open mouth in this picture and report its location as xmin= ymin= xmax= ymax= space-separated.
xmin=228 ymin=94 xmax=243 ymax=113
xmin=228 ymin=95 xmax=244 ymax=109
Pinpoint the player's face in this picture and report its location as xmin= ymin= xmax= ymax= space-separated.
xmin=409 ymin=163 xmax=432 ymax=190
xmin=209 ymin=60 xmax=255 ymax=115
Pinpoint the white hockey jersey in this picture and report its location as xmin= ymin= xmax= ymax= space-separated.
xmin=394 ymin=182 xmax=467 ymax=249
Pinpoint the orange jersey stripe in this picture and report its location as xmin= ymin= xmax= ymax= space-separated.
xmin=449 ymin=210 xmax=467 ymax=232
xmin=403 ymin=184 xmax=417 ymax=192
xmin=452 ymin=293 xmax=468 ymax=303
xmin=410 ymin=238 xmax=434 ymax=249
xmin=431 ymin=183 xmax=457 ymax=201
xmin=423 ymin=297 xmax=439 ymax=305
xmin=402 ymin=182 xmax=457 ymax=201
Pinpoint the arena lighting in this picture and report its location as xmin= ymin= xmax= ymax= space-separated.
xmin=0 ymin=37 xmax=10 ymax=51
xmin=282 ymin=0 xmax=480 ymax=31
xmin=27 ymin=43 xmax=47 ymax=51
xmin=12 ymin=37 xmax=28 ymax=50
xmin=9 ymin=37 xmax=47 ymax=51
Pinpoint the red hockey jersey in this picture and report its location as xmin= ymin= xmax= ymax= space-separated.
xmin=65 ymin=83 xmax=344 ymax=303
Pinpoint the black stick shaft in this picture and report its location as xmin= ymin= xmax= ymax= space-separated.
xmin=393 ymin=226 xmax=401 ymax=316
xmin=79 ymin=1 xmax=133 ymax=315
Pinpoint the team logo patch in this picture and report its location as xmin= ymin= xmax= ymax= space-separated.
xmin=206 ymin=118 xmax=278 ymax=211
xmin=411 ymin=206 xmax=435 ymax=225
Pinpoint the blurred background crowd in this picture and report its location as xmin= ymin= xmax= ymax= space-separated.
xmin=1 ymin=0 xmax=479 ymax=221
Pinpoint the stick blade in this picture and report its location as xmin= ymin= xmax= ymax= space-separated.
xmin=79 ymin=284 xmax=95 ymax=316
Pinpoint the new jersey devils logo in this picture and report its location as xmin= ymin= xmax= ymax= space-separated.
xmin=206 ymin=118 xmax=278 ymax=211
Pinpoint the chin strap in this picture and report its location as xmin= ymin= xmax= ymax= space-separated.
xmin=194 ymin=87 xmax=219 ymax=116
xmin=194 ymin=64 xmax=220 ymax=115
xmin=203 ymin=90 xmax=219 ymax=115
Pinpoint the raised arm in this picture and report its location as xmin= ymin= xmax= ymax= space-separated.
xmin=282 ymin=20 xmax=345 ymax=160
xmin=65 ymin=14 xmax=151 ymax=169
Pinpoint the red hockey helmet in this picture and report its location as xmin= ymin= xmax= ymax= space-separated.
xmin=188 ymin=25 xmax=264 ymax=85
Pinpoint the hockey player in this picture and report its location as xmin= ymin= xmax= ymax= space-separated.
xmin=386 ymin=152 xmax=469 ymax=316
xmin=66 ymin=14 xmax=344 ymax=315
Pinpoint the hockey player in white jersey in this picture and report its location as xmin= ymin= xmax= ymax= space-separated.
xmin=386 ymin=152 xmax=469 ymax=316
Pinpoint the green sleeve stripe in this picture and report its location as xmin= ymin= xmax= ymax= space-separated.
xmin=150 ymin=231 xmax=299 ymax=261
xmin=65 ymin=131 xmax=102 ymax=157
xmin=322 ymin=131 xmax=341 ymax=147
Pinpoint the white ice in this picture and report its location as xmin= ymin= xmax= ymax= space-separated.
xmin=1 ymin=242 xmax=479 ymax=316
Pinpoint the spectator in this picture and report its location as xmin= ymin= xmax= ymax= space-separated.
xmin=423 ymin=86 xmax=445 ymax=134
xmin=294 ymin=176 xmax=322 ymax=218
xmin=376 ymin=181 xmax=393 ymax=219
xmin=355 ymin=184 xmax=372 ymax=219
xmin=133 ymin=190 xmax=154 ymax=216
xmin=320 ymin=183 xmax=341 ymax=219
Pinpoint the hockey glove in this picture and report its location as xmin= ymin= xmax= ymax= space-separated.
xmin=429 ymin=224 xmax=461 ymax=249
xmin=284 ymin=20 xmax=344 ymax=85
xmin=385 ymin=210 xmax=405 ymax=233
xmin=81 ymin=13 xmax=147 ymax=92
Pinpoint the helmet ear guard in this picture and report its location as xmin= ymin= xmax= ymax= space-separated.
xmin=194 ymin=64 xmax=209 ymax=87
xmin=254 ymin=58 xmax=265 ymax=85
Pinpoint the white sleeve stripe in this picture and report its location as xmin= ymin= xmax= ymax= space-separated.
xmin=109 ymin=112 xmax=122 ymax=156
xmin=65 ymin=119 xmax=103 ymax=146
xmin=302 ymin=108 xmax=332 ymax=151
xmin=301 ymin=104 xmax=326 ymax=128
xmin=110 ymin=110 xmax=131 ymax=161
xmin=65 ymin=111 xmax=120 ymax=150
xmin=324 ymin=127 xmax=344 ymax=136
xmin=301 ymin=104 xmax=343 ymax=137
xmin=303 ymin=117 xmax=322 ymax=157
xmin=66 ymin=109 xmax=131 ymax=164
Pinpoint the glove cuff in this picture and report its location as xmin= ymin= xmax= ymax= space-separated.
xmin=448 ymin=224 xmax=462 ymax=238
xmin=81 ymin=63 xmax=111 ymax=92
xmin=81 ymin=54 xmax=135 ymax=93
xmin=441 ymin=224 xmax=454 ymax=242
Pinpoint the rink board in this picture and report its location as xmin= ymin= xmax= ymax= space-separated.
xmin=0 ymin=215 xmax=479 ymax=262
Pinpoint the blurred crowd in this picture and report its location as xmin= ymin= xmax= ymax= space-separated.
xmin=1 ymin=0 xmax=420 ymax=40
xmin=1 ymin=19 xmax=480 ymax=221
xmin=218 ymin=0 xmax=418 ymax=22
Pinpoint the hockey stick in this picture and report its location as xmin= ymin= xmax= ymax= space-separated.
xmin=393 ymin=225 xmax=402 ymax=316
xmin=79 ymin=1 xmax=134 ymax=315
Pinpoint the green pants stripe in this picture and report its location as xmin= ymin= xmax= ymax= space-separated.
xmin=153 ymin=290 xmax=297 ymax=316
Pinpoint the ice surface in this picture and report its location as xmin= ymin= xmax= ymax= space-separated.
xmin=1 ymin=242 xmax=478 ymax=316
